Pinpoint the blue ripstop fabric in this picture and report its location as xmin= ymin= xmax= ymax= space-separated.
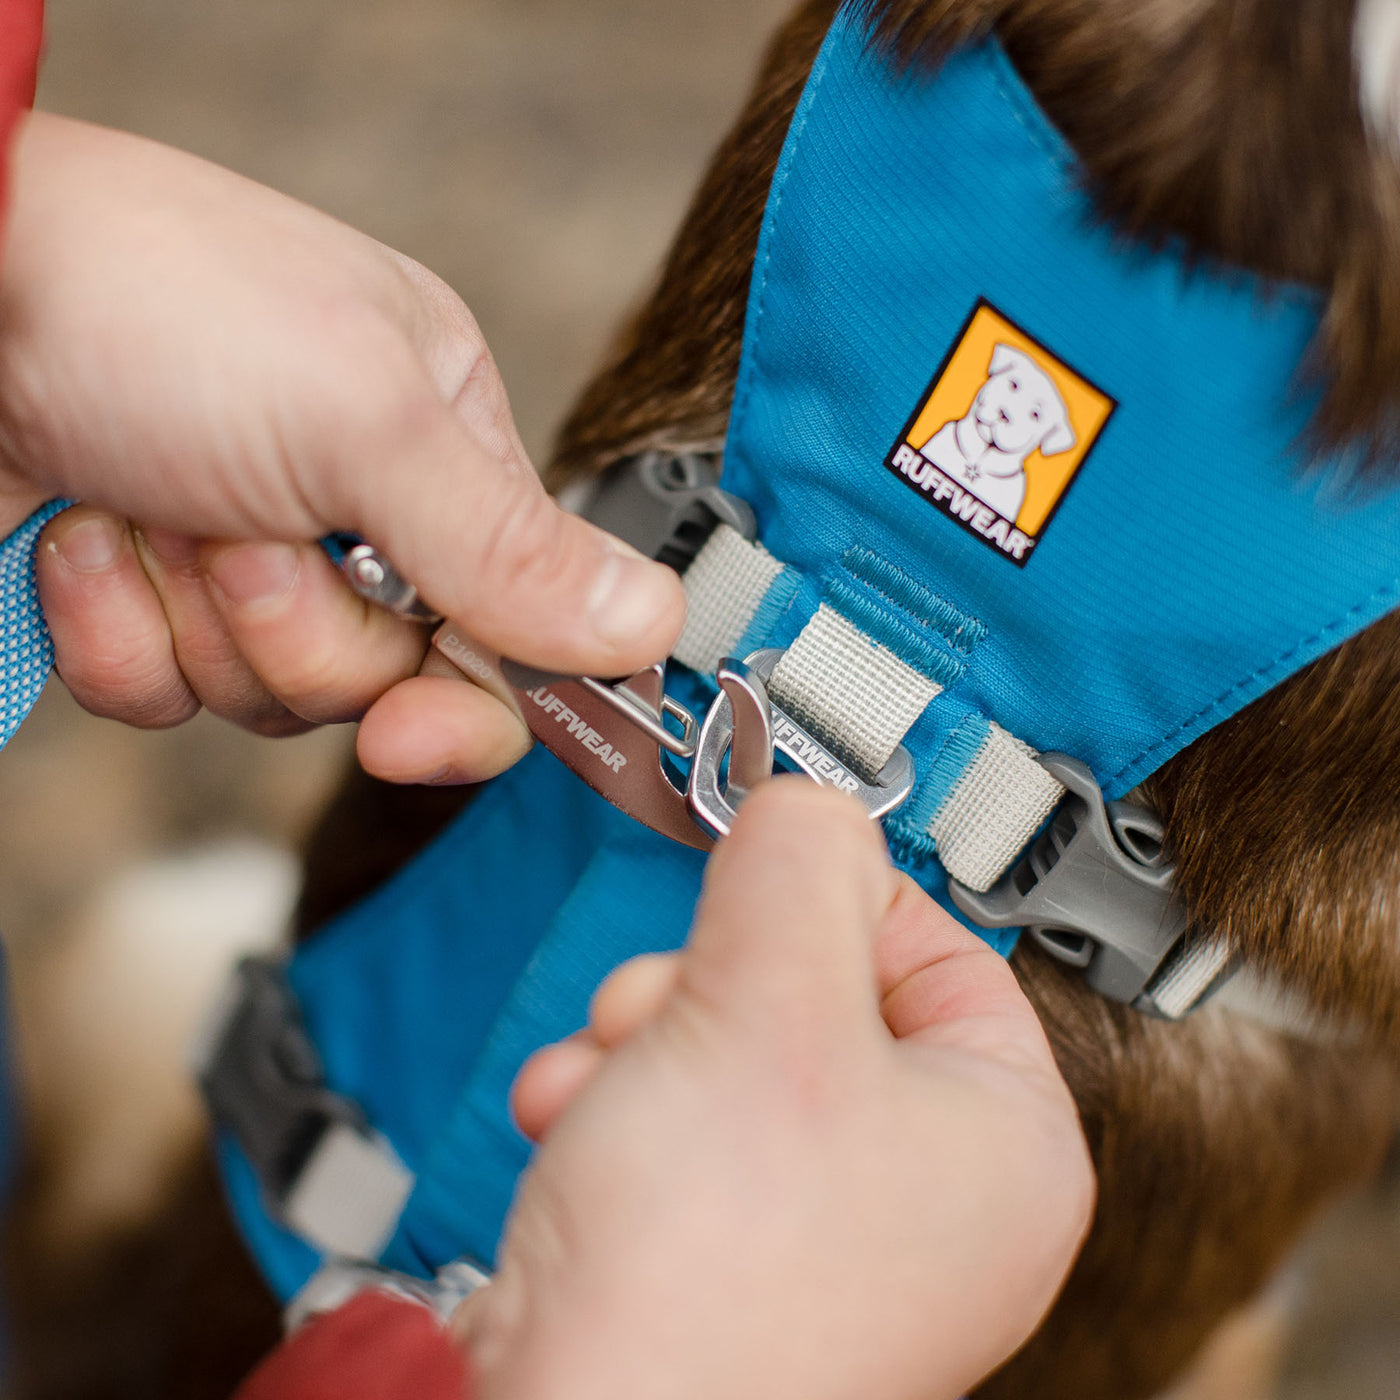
xmin=225 ymin=744 xmax=706 ymax=1295
xmin=718 ymin=10 xmax=1400 ymax=802
xmin=221 ymin=6 xmax=1400 ymax=1294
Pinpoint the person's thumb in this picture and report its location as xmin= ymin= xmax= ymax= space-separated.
xmin=324 ymin=381 xmax=684 ymax=676
xmin=679 ymin=778 xmax=899 ymax=1038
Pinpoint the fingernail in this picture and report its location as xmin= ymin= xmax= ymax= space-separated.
xmin=54 ymin=516 xmax=122 ymax=574
xmin=207 ymin=543 xmax=301 ymax=612
xmin=586 ymin=550 xmax=677 ymax=649
xmin=137 ymin=526 xmax=199 ymax=568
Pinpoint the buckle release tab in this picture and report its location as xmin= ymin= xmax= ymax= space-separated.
xmin=949 ymin=755 xmax=1195 ymax=1008
xmin=197 ymin=958 xmax=413 ymax=1260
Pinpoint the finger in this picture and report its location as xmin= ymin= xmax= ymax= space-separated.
xmin=133 ymin=527 xmax=309 ymax=736
xmin=309 ymin=361 xmax=685 ymax=677
xmin=37 ymin=507 xmax=200 ymax=728
xmin=876 ymin=874 xmax=1062 ymax=1078
xmin=357 ymin=672 xmax=531 ymax=785
xmin=202 ymin=539 xmax=429 ymax=725
xmin=681 ymin=778 xmax=898 ymax=1033
xmin=588 ymin=953 xmax=681 ymax=1049
xmin=388 ymin=261 xmax=532 ymax=477
xmin=510 ymin=1036 xmax=605 ymax=1143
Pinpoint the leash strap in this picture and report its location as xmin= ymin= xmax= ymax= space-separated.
xmin=0 ymin=498 xmax=73 ymax=748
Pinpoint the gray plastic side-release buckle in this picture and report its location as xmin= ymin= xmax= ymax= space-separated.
xmin=197 ymin=958 xmax=413 ymax=1260
xmin=582 ymin=451 xmax=757 ymax=569
xmin=948 ymin=755 xmax=1191 ymax=1007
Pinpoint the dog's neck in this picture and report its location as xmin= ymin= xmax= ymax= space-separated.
xmin=954 ymin=413 xmax=1021 ymax=477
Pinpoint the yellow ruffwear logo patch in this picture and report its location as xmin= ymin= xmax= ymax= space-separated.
xmin=885 ymin=301 xmax=1115 ymax=567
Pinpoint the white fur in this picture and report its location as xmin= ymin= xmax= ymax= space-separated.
xmin=13 ymin=840 xmax=297 ymax=1254
xmin=1356 ymin=0 xmax=1400 ymax=147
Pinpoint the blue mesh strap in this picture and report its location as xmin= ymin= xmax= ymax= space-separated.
xmin=0 ymin=499 xmax=75 ymax=749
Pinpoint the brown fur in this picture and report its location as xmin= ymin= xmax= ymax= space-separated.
xmin=2 ymin=1145 xmax=281 ymax=1400
xmin=16 ymin=4 xmax=1400 ymax=1397
xmin=557 ymin=0 xmax=1400 ymax=480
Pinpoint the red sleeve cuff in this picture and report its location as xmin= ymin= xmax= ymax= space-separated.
xmin=0 ymin=0 xmax=44 ymax=231
xmin=234 ymin=1292 xmax=473 ymax=1400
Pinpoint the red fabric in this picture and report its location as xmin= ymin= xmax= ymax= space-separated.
xmin=0 ymin=0 xmax=42 ymax=227
xmin=234 ymin=1293 xmax=473 ymax=1400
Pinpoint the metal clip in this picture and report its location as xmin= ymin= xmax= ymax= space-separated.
xmin=686 ymin=648 xmax=915 ymax=839
xmin=686 ymin=656 xmax=776 ymax=838
xmin=322 ymin=535 xmax=443 ymax=623
xmin=497 ymin=656 xmax=713 ymax=852
xmin=948 ymin=755 xmax=1190 ymax=1006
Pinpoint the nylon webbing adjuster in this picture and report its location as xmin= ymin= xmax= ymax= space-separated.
xmin=948 ymin=756 xmax=1233 ymax=1016
xmin=197 ymin=958 xmax=414 ymax=1260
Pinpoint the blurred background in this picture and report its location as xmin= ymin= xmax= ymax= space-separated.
xmin=0 ymin=0 xmax=1397 ymax=1396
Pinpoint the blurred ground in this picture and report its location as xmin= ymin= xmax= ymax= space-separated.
xmin=2 ymin=0 xmax=1399 ymax=1396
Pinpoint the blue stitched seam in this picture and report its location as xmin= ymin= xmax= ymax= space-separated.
xmin=986 ymin=37 xmax=1319 ymax=318
xmin=724 ymin=21 xmax=839 ymax=448
xmin=983 ymin=41 xmax=1076 ymax=174
xmin=824 ymin=578 xmax=965 ymax=688
xmin=735 ymin=567 xmax=804 ymax=658
xmin=1113 ymin=575 xmax=1400 ymax=792
xmin=885 ymin=712 xmax=991 ymax=864
xmin=840 ymin=546 xmax=989 ymax=653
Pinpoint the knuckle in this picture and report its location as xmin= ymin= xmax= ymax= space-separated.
xmin=388 ymin=250 xmax=485 ymax=349
xmin=262 ymin=640 xmax=385 ymax=724
xmin=62 ymin=656 xmax=198 ymax=729
xmin=199 ymin=676 xmax=311 ymax=736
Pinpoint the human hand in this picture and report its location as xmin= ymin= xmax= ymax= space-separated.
xmin=455 ymin=780 xmax=1095 ymax=1400
xmin=0 ymin=112 xmax=682 ymax=773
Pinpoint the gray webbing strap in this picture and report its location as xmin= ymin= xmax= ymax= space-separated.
xmin=669 ymin=527 xmax=1258 ymax=1021
xmin=768 ymin=603 xmax=941 ymax=780
xmin=927 ymin=725 xmax=1064 ymax=894
xmin=1136 ymin=936 xmax=1236 ymax=1021
xmin=673 ymin=524 xmax=784 ymax=675
xmin=281 ymin=1123 xmax=415 ymax=1262
xmin=674 ymin=526 xmax=1064 ymax=894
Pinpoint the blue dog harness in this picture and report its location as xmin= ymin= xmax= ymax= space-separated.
xmin=207 ymin=6 xmax=1400 ymax=1299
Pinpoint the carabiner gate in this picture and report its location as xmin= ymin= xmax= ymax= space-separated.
xmin=686 ymin=649 xmax=915 ymax=839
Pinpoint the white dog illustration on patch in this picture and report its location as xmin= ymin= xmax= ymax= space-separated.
xmin=920 ymin=342 xmax=1076 ymax=521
